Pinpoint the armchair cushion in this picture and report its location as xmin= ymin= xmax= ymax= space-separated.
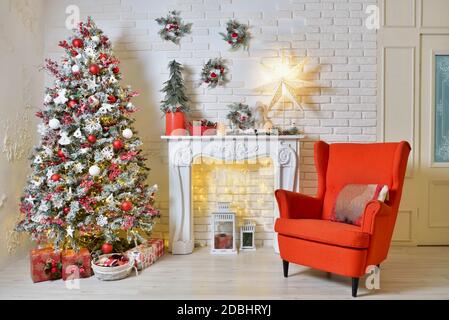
xmin=330 ymin=184 xmax=389 ymax=226
xmin=275 ymin=218 xmax=370 ymax=249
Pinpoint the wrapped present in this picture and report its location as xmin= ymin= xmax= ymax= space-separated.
xmin=126 ymin=238 xmax=164 ymax=270
xmin=30 ymin=248 xmax=62 ymax=283
xmin=61 ymin=248 xmax=93 ymax=280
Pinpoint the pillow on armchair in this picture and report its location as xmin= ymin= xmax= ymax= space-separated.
xmin=330 ymin=184 xmax=389 ymax=226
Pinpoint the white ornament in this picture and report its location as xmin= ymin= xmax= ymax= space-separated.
xmin=87 ymin=78 xmax=98 ymax=91
xmin=91 ymin=35 xmax=100 ymax=43
xmin=71 ymin=65 xmax=80 ymax=73
xmin=58 ymin=132 xmax=72 ymax=145
xmin=54 ymin=89 xmax=68 ymax=105
xmin=44 ymin=94 xmax=52 ymax=103
xmin=84 ymin=118 xmax=102 ymax=133
xmin=73 ymin=128 xmax=82 ymax=139
xmin=49 ymin=118 xmax=61 ymax=130
xmin=66 ymin=226 xmax=74 ymax=237
xmin=33 ymin=155 xmax=43 ymax=164
xmin=122 ymin=128 xmax=133 ymax=139
xmin=84 ymin=46 xmax=96 ymax=58
xmin=101 ymin=146 xmax=114 ymax=160
xmin=109 ymin=75 xmax=118 ymax=84
xmin=96 ymin=215 xmax=108 ymax=227
xmin=89 ymin=165 xmax=101 ymax=176
xmin=25 ymin=195 xmax=35 ymax=204
xmin=97 ymin=103 xmax=113 ymax=115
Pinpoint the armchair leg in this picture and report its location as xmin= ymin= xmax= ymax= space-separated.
xmin=352 ymin=277 xmax=359 ymax=297
xmin=282 ymin=260 xmax=289 ymax=278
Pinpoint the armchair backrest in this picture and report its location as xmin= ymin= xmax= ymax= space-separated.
xmin=314 ymin=141 xmax=411 ymax=221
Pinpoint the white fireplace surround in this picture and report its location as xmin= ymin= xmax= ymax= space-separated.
xmin=162 ymin=135 xmax=303 ymax=254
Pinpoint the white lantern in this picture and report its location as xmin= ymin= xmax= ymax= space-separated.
xmin=211 ymin=202 xmax=237 ymax=255
xmin=89 ymin=165 xmax=101 ymax=176
xmin=122 ymin=128 xmax=133 ymax=139
xmin=49 ymin=118 xmax=61 ymax=130
xmin=240 ymin=219 xmax=256 ymax=250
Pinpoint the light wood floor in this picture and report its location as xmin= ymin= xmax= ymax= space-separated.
xmin=0 ymin=246 xmax=448 ymax=299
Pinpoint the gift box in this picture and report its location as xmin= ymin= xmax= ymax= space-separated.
xmin=125 ymin=238 xmax=164 ymax=270
xmin=61 ymin=248 xmax=93 ymax=280
xmin=30 ymin=248 xmax=62 ymax=283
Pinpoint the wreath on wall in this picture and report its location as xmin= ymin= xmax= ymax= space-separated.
xmin=155 ymin=10 xmax=192 ymax=44
xmin=226 ymin=103 xmax=255 ymax=130
xmin=220 ymin=20 xmax=251 ymax=51
xmin=200 ymin=58 xmax=229 ymax=88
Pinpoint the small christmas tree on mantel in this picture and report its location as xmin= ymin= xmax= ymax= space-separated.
xmin=15 ymin=18 xmax=160 ymax=253
xmin=160 ymin=59 xmax=190 ymax=135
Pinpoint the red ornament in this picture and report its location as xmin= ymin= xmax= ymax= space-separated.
xmin=210 ymin=72 xmax=217 ymax=79
xmin=112 ymin=139 xmax=123 ymax=150
xmin=231 ymin=32 xmax=238 ymax=38
xmin=228 ymin=40 xmax=232 ymax=44
xmin=89 ymin=64 xmax=100 ymax=75
xmin=87 ymin=135 xmax=97 ymax=144
xmin=107 ymin=95 xmax=117 ymax=103
xmin=51 ymin=174 xmax=61 ymax=182
xmin=99 ymin=53 xmax=108 ymax=61
xmin=121 ymin=201 xmax=133 ymax=212
xmin=112 ymin=66 xmax=120 ymax=74
xmin=70 ymin=50 xmax=78 ymax=57
xmin=101 ymin=243 xmax=113 ymax=254
xmin=57 ymin=149 xmax=65 ymax=157
xmin=72 ymin=38 xmax=84 ymax=48
xmin=63 ymin=207 xmax=70 ymax=215
xmin=51 ymin=267 xmax=57 ymax=274
xmin=67 ymin=100 xmax=78 ymax=108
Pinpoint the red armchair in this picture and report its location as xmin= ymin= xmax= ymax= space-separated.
xmin=274 ymin=141 xmax=411 ymax=297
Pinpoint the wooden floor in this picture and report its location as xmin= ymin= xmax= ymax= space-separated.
xmin=0 ymin=246 xmax=448 ymax=299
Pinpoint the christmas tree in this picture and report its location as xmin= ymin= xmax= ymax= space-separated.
xmin=160 ymin=60 xmax=190 ymax=113
xmin=16 ymin=18 xmax=160 ymax=253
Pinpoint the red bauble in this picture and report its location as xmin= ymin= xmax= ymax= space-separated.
xmin=72 ymin=38 xmax=84 ymax=48
xmin=67 ymin=100 xmax=78 ymax=108
xmin=107 ymin=95 xmax=117 ymax=103
xmin=101 ymin=243 xmax=113 ymax=254
xmin=210 ymin=72 xmax=217 ymax=78
xmin=51 ymin=174 xmax=61 ymax=182
xmin=63 ymin=207 xmax=70 ymax=215
xmin=57 ymin=149 xmax=65 ymax=157
xmin=121 ymin=201 xmax=133 ymax=212
xmin=112 ymin=67 xmax=120 ymax=74
xmin=99 ymin=53 xmax=108 ymax=61
xmin=112 ymin=139 xmax=123 ymax=150
xmin=87 ymin=135 xmax=97 ymax=144
xmin=231 ymin=32 xmax=238 ymax=38
xmin=89 ymin=64 xmax=100 ymax=75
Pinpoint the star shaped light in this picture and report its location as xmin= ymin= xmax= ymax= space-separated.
xmin=66 ymin=225 xmax=74 ymax=238
xmin=254 ymin=55 xmax=312 ymax=112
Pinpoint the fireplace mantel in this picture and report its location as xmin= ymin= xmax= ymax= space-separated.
xmin=161 ymin=135 xmax=304 ymax=254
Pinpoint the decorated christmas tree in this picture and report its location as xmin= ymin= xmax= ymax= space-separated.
xmin=160 ymin=59 xmax=190 ymax=113
xmin=15 ymin=18 xmax=159 ymax=253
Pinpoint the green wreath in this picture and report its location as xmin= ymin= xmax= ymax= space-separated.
xmin=226 ymin=103 xmax=255 ymax=130
xmin=200 ymin=58 xmax=229 ymax=88
xmin=155 ymin=10 xmax=192 ymax=44
xmin=219 ymin=20 xmax=251 ymax=51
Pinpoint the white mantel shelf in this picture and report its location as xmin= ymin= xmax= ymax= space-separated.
xmin=161 ymin=135 xmax=304 ymax=255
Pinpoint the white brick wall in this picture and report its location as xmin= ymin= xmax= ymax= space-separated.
xmin=43 ymin=0 xmax=378 ymax=245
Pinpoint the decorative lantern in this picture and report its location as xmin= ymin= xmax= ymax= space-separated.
xmin=240 ymin=219 xmax=256 ymax=250
xmin=211 ymin=202 xmax=237 ymax=254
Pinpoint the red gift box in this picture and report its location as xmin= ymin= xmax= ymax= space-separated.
xmin=61 ymin=248 xmax=93 ymax=280
xmin=30 ymin=248 xmax=62 ymax=283
xmin=125 ymin=238 xmax=164 ymax=270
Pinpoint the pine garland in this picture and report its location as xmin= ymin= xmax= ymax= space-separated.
xmin=160 ymin=60 xmax=190 ymax=113
xmin=226 ymin=103 xmax=255 ymax=130
xmin=219 ymin=19 xmax=251 ymax=51
xmin=155 ymin=10 xmax=192 ymax=45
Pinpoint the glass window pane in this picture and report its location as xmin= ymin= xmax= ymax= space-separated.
xmin=435 ymin=55 xmax=449 ymax=162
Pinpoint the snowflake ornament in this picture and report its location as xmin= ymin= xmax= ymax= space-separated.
xmin=34 ymin=155 xmax=43 ymax=164
xmin=73 ymin=128 xmax=83 ymax=139
xmin=58 ymin=131 xmax=72 ymax=145
xmin=44 ymin=94 xmax=53 ymax=104
xmin=66 ymin=225 xmax=74 ymax=237
xmin=54 ymin=89 xmax=68 ymax=105
xmin=97 ymin=103 xmax=114 ymax=115
xmin=84 ymin=45 xmax=97 ymax=58
xmin=84 ymin=118 xmax=102 ymax=134
xmin=101 ymin=146 xmax=114 ymax=160
xmin=96 ymin=215 xmax=108 ymax=227
xmin=38 ymin=201 xmax=49 ymax=212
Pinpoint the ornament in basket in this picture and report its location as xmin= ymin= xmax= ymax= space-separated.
xmin=92 ymin=253 xmax=136 ymax=281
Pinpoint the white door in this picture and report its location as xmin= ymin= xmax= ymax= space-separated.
xmin=419 ymin=35 xmax=449 ymax=244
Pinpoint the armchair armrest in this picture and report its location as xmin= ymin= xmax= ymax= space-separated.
xmin=275 ymin=189 xmax=322 ymax=220
xmin=361 ymin=200 xmax=392 ymax=235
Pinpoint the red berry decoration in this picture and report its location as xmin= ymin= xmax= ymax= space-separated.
xmin=51 ymin=267 xmax=57 ymax=273
xmin=107 ymin=95 xmax=117 ymax=103
xmin=101 ymin=243 xmax=113 ymax=254
xmin=210 ymin=72 xmax=217 ymax=78
xmin=87 ymin=135 xmax=97 ymax=144
xmin=112 ymin=66 xmax=120 ymax=74
xmin=51 ymin=174 xmax=61 ymax=182
xmin=231 ymin=32 xmax=238 ymax=38
xmin=72 ymin=38 xmax=84 ymax=48
xmin=70 ymin=50 xmax=78 ymax=57
xmin=63 ymin=207 xmax=70 ymax=215
xmin=57 ymin=149 xmax=65 ymax=157
xmin=67 ymin=100 xmax=78 ymax=108
xmin=99 ymin=53 xmax=108 ymax=61
xmin=89 ymin=64 xmax=100 ymax=75
xmin=121 ymin=201 xmax=133 ymax=212
xmin=112 ymin=139 xmax=123 ymax=150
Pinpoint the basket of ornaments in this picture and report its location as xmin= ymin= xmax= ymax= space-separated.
xmin=92 ymin=253 xmax=136 ymax=281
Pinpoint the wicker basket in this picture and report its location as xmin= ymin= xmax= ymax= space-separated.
xmin=91 ymin=253 xmax=136 ymax=281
